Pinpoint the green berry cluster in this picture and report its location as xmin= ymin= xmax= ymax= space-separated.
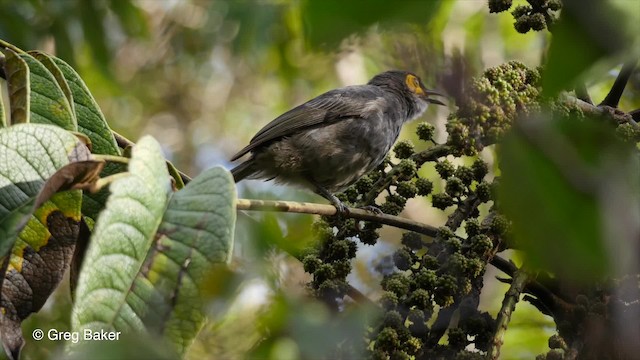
xmin=616 ymin=122 xmax=640 ymax=144
xmin=368 ymin=217 xmax=504 ymax=358
xmin=446 ymin=61 xmax=541 ymax=156
xmin=487 ymin=0 xmax=562 ymax=33
xmin=302 ymin=214 xmax=384 ymax=311
xmin=431 ymin=158 xmax=493 ymax=211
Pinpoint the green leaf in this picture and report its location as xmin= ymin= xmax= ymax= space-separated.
xmin=302 ymin=0 xmax=443 ymax=48
xmin=72 ymin=159 xmax=236 ymax=354
xmin=58 ymin=332 xmax=178 ymax=360
xmin=0 ymin=124 xmax=92 ymax=359
xmin=542 ymin=0 xmax=632 ymax=97
xmin=109 ymin=0 xmax=150 ymax=38
xmin=140 ymin=166 xmax=235 ymax=353
xmin=19 ymin=52 xmax=77 ymax=130
xmin=28 ymin=51 xmax=76 ymax=124
xmin=498 ymin=115 xmax=638 ymax=280
xmin=72 ymin=135 xmax=172 ymax=339
xmin=45 ymin=54 xmax=122 ymax=220
xmin=0 ymin=124 xmax=90 ymax=263
xmin=48 ymin=55 xmax=119 ymax=156
xmin=2 ymin=48 xmax=29 ymax=124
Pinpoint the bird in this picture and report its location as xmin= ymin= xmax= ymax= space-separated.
xmin=230 ymin=70 xmax=444 ymax=214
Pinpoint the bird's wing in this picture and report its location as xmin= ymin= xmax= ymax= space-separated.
xmin=230 ymin=85 xmax=384 ymax=161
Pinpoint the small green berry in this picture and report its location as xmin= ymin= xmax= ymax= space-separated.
xmin=435 ymin=159 xmax=455 ymax=179
xmin=465 ymin=218 xmax=481 ymax=236
xmin=432 ymin=193 xmax=454 ymax=210
xmin=415 ymin=177 xmax=434 ymax=196
xmin=416 ymin=122 xmax=436 ymax=141
xmin=396 ymin=181 xmax=418 ymax=198
xmin=397 ymin=159 xmax=417 ymax=179
xmin=394 ymin=140 xmax=415 ymax=159
xmin=445 ymin=177 xmax=465 ymax=197
xmin=401 ymin=232 xmax=422 ymax=250
xmin=488 ymin=0 xmax=513 ymax=13
xmin=475 ymin=181 xmax=492 ymax=202
xmin=393 ymin=247 xmax=415 ymax=270
xmin=471 ymin=158 xmax=489 ymax=181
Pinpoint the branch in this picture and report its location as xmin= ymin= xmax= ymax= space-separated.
xmin=489 ymin=256 xmax=568 ymax=318
xmin=562 ymin=95 xmax=637 ymax=126
xmin=236 ymin=199 xmax=439 ymax=238
xmin=599 ymin=60 xmax=637 ymax=108
xmin=446 ymin=194 xmax=481 ymax=231
xmin=490 ymin=267 xmax=529 ymax=360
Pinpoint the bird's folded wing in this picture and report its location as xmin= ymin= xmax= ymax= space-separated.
xmin=230 ymin=86 xmax=383 ymax=161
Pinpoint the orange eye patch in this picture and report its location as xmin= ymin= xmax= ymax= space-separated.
xmin=405 ymin=74 xmax=425 ymax=95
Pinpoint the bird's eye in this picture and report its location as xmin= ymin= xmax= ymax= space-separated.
xmin=405 ymin=74 xmax=425 ymax=95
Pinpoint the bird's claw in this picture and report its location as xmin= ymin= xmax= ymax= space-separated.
xmin=332 ymin=200 xmax=350 ymax=217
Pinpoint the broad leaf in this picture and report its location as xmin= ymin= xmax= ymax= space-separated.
xmin=542 ymin=0 xmax=632 ymax=96
xmin=0 ymin=124 xmax=93 ymax=359
xmin=2 ymin=49 xmax=29 ymax=124
xmin=302 ymin=0 xmax=443 ymax=48
xmin=72 ymin=139 xmax=236 ymax=354
xmin=48 ymin=55 xmax=119 ymax=156
xmin=498 ymin=115 xmax=639 ymax=280
xmin=5 ymin=50 xmax=78 ymax=131
xmin=48 ymin=54 xmax=123 ymax=220
xmin=139 ymin=166 xmax=235 ymax=353
xmin=72 ymin=136 xmax=172 ymax=339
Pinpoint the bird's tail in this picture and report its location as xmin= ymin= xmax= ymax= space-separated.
xmin=230 ymin=160 xmax=256 ymax=183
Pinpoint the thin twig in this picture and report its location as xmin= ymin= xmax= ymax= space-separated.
xmin=490 ymin=267 xmax=529 ymax=360
xmin=236 ymin=199 xmax=439 ymax=238
xmin=445 ymin=194 xmax=481 ymax=231
xmin=599 ymin=60 xmax=637 ymax=108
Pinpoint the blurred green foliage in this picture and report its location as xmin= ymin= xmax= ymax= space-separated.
xmin=1 ymin=0 xmax=639 ymax=359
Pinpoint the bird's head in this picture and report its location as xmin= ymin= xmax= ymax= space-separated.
xmin=368 ymin=70 xmax=446 ymax=107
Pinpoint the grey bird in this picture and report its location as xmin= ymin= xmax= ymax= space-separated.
xmin=230 ymin=70 xmax=444 ymax=214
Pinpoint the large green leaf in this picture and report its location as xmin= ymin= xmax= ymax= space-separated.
xmin=542 ymin=0 xmax=632 ymax=97
xmin=72 ymin=139 xmax=236 ymax=354
xmin=2 ymin=48 xmax=29 ymax=124
xmin=302 ymin=0 xmax=443 ymax=48
xmin=7 ymin=50 xmax=77 ymax=130
xmin=0 ymin=124 xmax=90 ymax=263
xmin=48 ymin=54 xmax=119 ymax=156
xmin=0 ymin=124 xmax=92 ymax=359
xmin=72 ymin=135 xmax=172 ymax=338
xmin=498 ymin=115 xmax=639 ymax=280
xmin=140 ymin=166 xmax=235 ymax=353
xmin=47 ymin=53 xmax=123 ymax=220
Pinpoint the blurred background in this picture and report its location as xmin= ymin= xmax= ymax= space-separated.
xmin=1 ymin=1 xmax=637 ymax=359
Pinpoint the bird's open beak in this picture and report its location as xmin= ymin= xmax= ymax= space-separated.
xmin=425 ymin=89 xmax=446 ymax=106
xmin=425 ymin=89 xmax=444 ymax=97
xmin=427 ymin=98 xmax=446 ymax=106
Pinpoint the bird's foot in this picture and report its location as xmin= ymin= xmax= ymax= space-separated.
xmin=313 ymin=184 xmax=350 ymax=217
xmin=329 ymin=196 xmax=350 ymax=217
